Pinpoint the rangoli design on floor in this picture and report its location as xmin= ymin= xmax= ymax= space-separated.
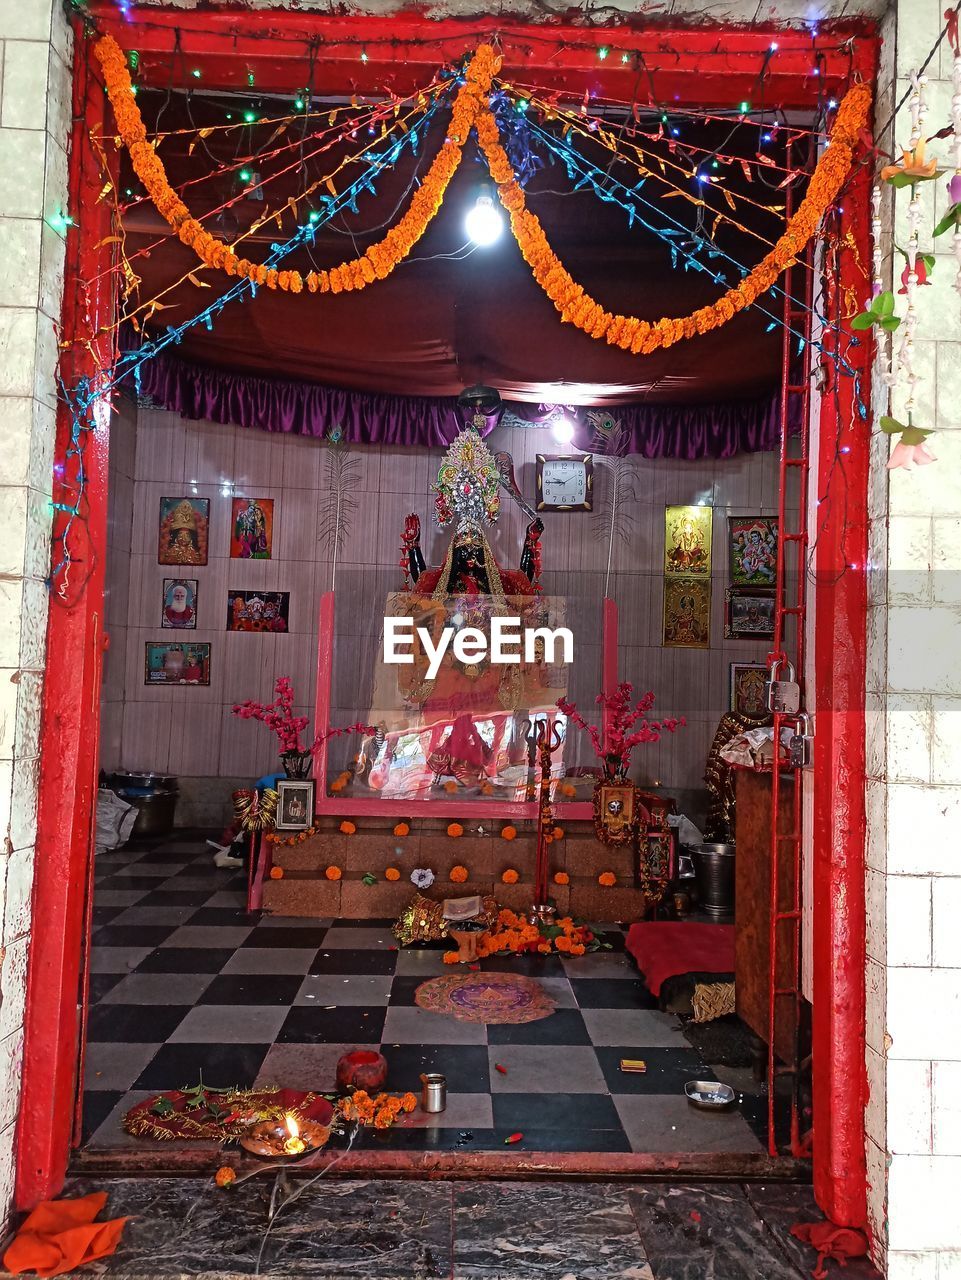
xmin=415 ymin=972 xmax=556 ymax=1024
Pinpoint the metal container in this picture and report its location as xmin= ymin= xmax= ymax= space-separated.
xmin=103 ymin=772 xmax=179 ymax=839
xmin=692 ymin=842 xmax=735 ymax=920
xmin=685 ymin=1079 xmax=736 ymax=1110
xmin=419 ymin=1072 xmax=447 ymax=1114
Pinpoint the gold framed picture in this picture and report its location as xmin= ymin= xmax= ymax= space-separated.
xmin=663 ymin=577 xmax=711 ymax=648
xmin=665 ymin=504 xmax=712 ymax=577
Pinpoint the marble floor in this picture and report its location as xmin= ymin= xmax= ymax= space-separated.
xmin=46 ymin=1176 xmax=881 ymax=1279
xmin=84 ymin=834 xmax=771 ymax=1156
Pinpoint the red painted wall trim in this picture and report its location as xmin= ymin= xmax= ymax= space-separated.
xmin=16 ymin=5 xmax=879 ymax=1210
xmin=809 ymin=162 xmax=873 ymax=1225
xmin=15 ymin=25 xmax=119 ymax=1208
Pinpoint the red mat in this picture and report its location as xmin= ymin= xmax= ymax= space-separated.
xmin=625 ymin=922 xmax=735 ymax=996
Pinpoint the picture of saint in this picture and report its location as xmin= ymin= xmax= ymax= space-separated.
xmin=663 ymin=577 xmax=711 ymax=648
xmin=159 ymin=498 xmax=209 ymax=566
xmin=230 ymin=497 xmax=274 ymax=560
xmin=226 ymin=590 xmax=289 ymax=632
xmin=161 ymin=579 xmax=198 ymax=630
xmin=665 ymin=505 xmax=713 ymax=577
xmin=729 ymin=517 xmax=778 ymax=587
xmin=276 ymin=780 xmax=315 ymax=831
xmin=145 ymin=641 xmax=211 ymax=686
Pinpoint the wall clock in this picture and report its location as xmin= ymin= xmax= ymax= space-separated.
xmin=535 ymin=454 xmax=593 ymax=511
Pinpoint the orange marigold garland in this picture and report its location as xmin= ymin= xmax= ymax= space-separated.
xmin=96 ymin=34 xmax=501 ymax=298
xmin=471 ymin=78 xmax=871 ymax=354
xmin=97 ymin=29 xmax=868 ymax=353
xmin=477 ymin=909 xmax=598 ymax=957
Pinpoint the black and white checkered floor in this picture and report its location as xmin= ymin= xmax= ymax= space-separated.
xmin=84 ymin=833 xmax=767 ymax=1154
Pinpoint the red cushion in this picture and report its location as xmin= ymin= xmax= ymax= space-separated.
xmin=625 ymin=922 xmax=735 ymax=996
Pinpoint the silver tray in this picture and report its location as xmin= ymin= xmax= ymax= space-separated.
xmin=684 ymin=1079 xmax=736 ymax=1110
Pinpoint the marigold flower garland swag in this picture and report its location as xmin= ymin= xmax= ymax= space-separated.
xmin=97 ymin=33 xmax=871 ymax=355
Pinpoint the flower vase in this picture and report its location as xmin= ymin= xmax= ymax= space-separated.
xmin=281 ymin=750 xmax=312 ymax=779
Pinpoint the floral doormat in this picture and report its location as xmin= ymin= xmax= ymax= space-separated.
xmin=415 ymin=972 xmax=556 ymax=1025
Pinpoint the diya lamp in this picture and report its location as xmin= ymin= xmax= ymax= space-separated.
xmin=240 ymin=1111 xmax=330 ymax=1159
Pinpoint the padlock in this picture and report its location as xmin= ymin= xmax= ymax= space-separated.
xmin=765 ymin=658 xmax=800 ymax=716
xmin=789 ymin=713 xmax=813 ymax=768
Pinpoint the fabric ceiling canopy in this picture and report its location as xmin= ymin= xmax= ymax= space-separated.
xmin=124 ymin=91 xmax=794 ymax=412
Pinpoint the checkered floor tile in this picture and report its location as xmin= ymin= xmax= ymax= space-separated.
xmin=83 ymin=835 xmax=769 ymax=1154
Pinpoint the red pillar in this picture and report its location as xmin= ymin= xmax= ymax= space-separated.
xmin=810 ymin=163 xmax=873 ymax=1226
xmin=15 ymin=26 xmax=118 ymax=1207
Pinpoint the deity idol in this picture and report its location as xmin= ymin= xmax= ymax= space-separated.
xmin=375 ymin=390 xmax=560 ymax=791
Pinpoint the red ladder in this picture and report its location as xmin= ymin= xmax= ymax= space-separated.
xmin=767 ymin=133 xmax=816 ymax=1159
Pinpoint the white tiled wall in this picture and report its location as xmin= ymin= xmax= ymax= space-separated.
xmin=102 ymin=406 xmax=783 ymax=818
xmin=864 ymin=0 xmax=961 ymax=1272
xmin=0 ymin=0 xmax=72 ymax=1227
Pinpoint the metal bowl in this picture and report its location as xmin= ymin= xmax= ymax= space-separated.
xmin=684 ymin=1079 xmax=736 ymax=1111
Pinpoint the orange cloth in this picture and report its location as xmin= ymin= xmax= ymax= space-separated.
xmin=3 ymin=1192 xmax=128 ymax=1277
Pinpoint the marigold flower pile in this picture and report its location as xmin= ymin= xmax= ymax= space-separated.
xmin=443 ymin=908 xmax=595 ymax=962
xmin=337 ymin=1090 xmax=418 ymax=1129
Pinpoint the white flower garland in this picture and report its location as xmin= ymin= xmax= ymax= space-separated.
xmin=895 ymin=72 xmax=926 ymax=416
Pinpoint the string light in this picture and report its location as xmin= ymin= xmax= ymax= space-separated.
xmin=238 ymin=169 xmax=253 ymax=183
xmin=49 ymin=211 xmax=74 ymax=232
xmin=516 ymin=98 xmax=529 ymax=113
xmin=191 ymin=68 xmax=201 ymax=79
xmin=621 ymin=52 xmax=631 ymax=64
xmin=247 ymin=70 xmax=255 ymax=87
xmin=294 ymin=95 xmax=306 ymax=111
xmin=739 ymin=100 xmax=751 ymax=114
xmin=360 ymin=47 xmax=369 ymax=63
xmin=598 ymin=46 xmax=610 ymax=60
xmin=243 ymin=109 xmax=257 ymax=123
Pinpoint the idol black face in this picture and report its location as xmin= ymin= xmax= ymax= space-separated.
xmin=449 ymin=543 xmax=491 ymax=593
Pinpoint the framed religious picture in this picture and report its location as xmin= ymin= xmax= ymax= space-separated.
xmin=593 ymin=779 xmax=638 ymax=846
xmin=728 ymin=516 xmax=778 ymax=587
xmin=637 ymin=829 xmax=676 ymax=889
xmin=729 ymin=662 xmax=769 ymax=717
xmin=144 ymin=641 xmax=211 ymax=686
xmin=535 ymin=454 xmax=593 ymax=511
xmin=664 ymin=504 xmax=712 ymax=577
xmin=663 ymin=577 xmax=711 ymax=648
xmin=161 ymin=578 xmax=198 ymax=630
xmin=158 ymin=497 xmax=209 ymax=566
xmin=276 ymin=779 xmax=315 ymax=831
xmin=724 ymin=589 xmax=776 ymax=640
xmin=230 ymin=496 xmax=274 ymax=560
xmin=226 ymin=590 xmax=290 ymax=633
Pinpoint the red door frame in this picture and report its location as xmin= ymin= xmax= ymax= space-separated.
xmin=16 ymin=5 xmax=877 ymax=1225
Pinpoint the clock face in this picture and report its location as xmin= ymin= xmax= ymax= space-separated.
xmin=536 ymin=455 xmax=593 ymax=511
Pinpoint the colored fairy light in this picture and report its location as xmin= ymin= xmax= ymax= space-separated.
xmin=243 ymin=109 xmax=257 ymax=123
xmin=762 ymin=132 xmax=773 ymax=142
xmin=247 ymin=70 xmax=255 ymax=87
xmin=828 ymin=97 xmax=838 ymax=108
xmin=621 ymin=52 xmax=631 ymax=64
xmin=295 ymin=96 xmax=306 ymax=110
xmin=598 ymin=46 xmax=610 ymax=60
xmin=769 ymin=41 xmax=779 ymax=51
xmin=360 ymin=47 xmax=369 ymax=63
xmin=127 ymin=50 xmax=139 ymax=70
xmin=840 ymin=445 xmax=851 ymax=454
xmin=711 ymin=159 xmax=719 ymax=169
xmin=739 ymin=100 xmax=751 ymax=113
xmin=50 ymin=211 xmax=74 ymax=232
xmin=309 ymin=211 xmax=321 ymax=223
xmin=516 ymin=98 xmax=529 ymax=113
xmin=191 ymin=68 xmax=201 ymax=79
xmin=671 ymin=127 xmax=680 ymax=136
xmin=239 ymin=169 xmax=253 ymax=183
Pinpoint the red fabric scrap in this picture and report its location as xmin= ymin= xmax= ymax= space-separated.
xmin=624 ymin=922 xmax=735 ymax=996
xmin=789 ymin=1222 xmax=869 ymax=1279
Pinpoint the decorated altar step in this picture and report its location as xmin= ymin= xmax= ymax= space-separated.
xmin=268 ymin=821 xmax=634 ymax=877
xmin=262 ymin=866 xmax=656 ymax=923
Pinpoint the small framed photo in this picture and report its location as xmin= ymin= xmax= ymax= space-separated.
xmin=227 ymin=589 xmax=290 ymax=632
xmin=230 ymin=496 xmax=274 ymax=560
xmin=637 ymin=830 xmax=676 ymax=889
xmin=728 ymin=516 xmax=778 ymax=587
xmin=159 ymin=497 xmax=209 ymax=566
xmin=145 ymin=641 xmax=211 ymax=686
xmin=162 ymin=578 xmax=198 ymax=629
xmin=729 ymin=662 xmax=769 ymax=717
xmin=724 ymin=589 xmax=775 ymax=640
xmin=276 ymin=779 xmax=315 ymax=831
xmin=593 ymin=780 xmax=638 ymax=846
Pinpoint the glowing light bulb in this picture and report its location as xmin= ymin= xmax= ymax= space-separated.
xmin=243 ymin=109 xmax=257 ymax=124
xmin=191 ymin=68 xmax=201 ymax=79
xmin=360 ymin=47 xmax=369 ymax=63
xmin=621 ymin=52 xmax=631 ymax=64
xmin=516 ymin=98 xmax=529 ymax=113
xmin=465 ymin=187 xmax=503 ymax=246
xmin=598 ymin=45 xmax=610 ymax=60
xmin=552 ymin=416 xmax=576 ymax=444
xmin=239 ymin=169 xmax=253 ymax=184
xmin=295 ymin=96 xmax=305 ymax=110
xmin=739 ymin=100 xmax=751 ymax=114
xmin=770 ymin=41 xmax=779 ymax=51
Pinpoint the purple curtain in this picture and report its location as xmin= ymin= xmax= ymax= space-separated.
xmin=135 ymin=353 xmax=784 ymax=458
